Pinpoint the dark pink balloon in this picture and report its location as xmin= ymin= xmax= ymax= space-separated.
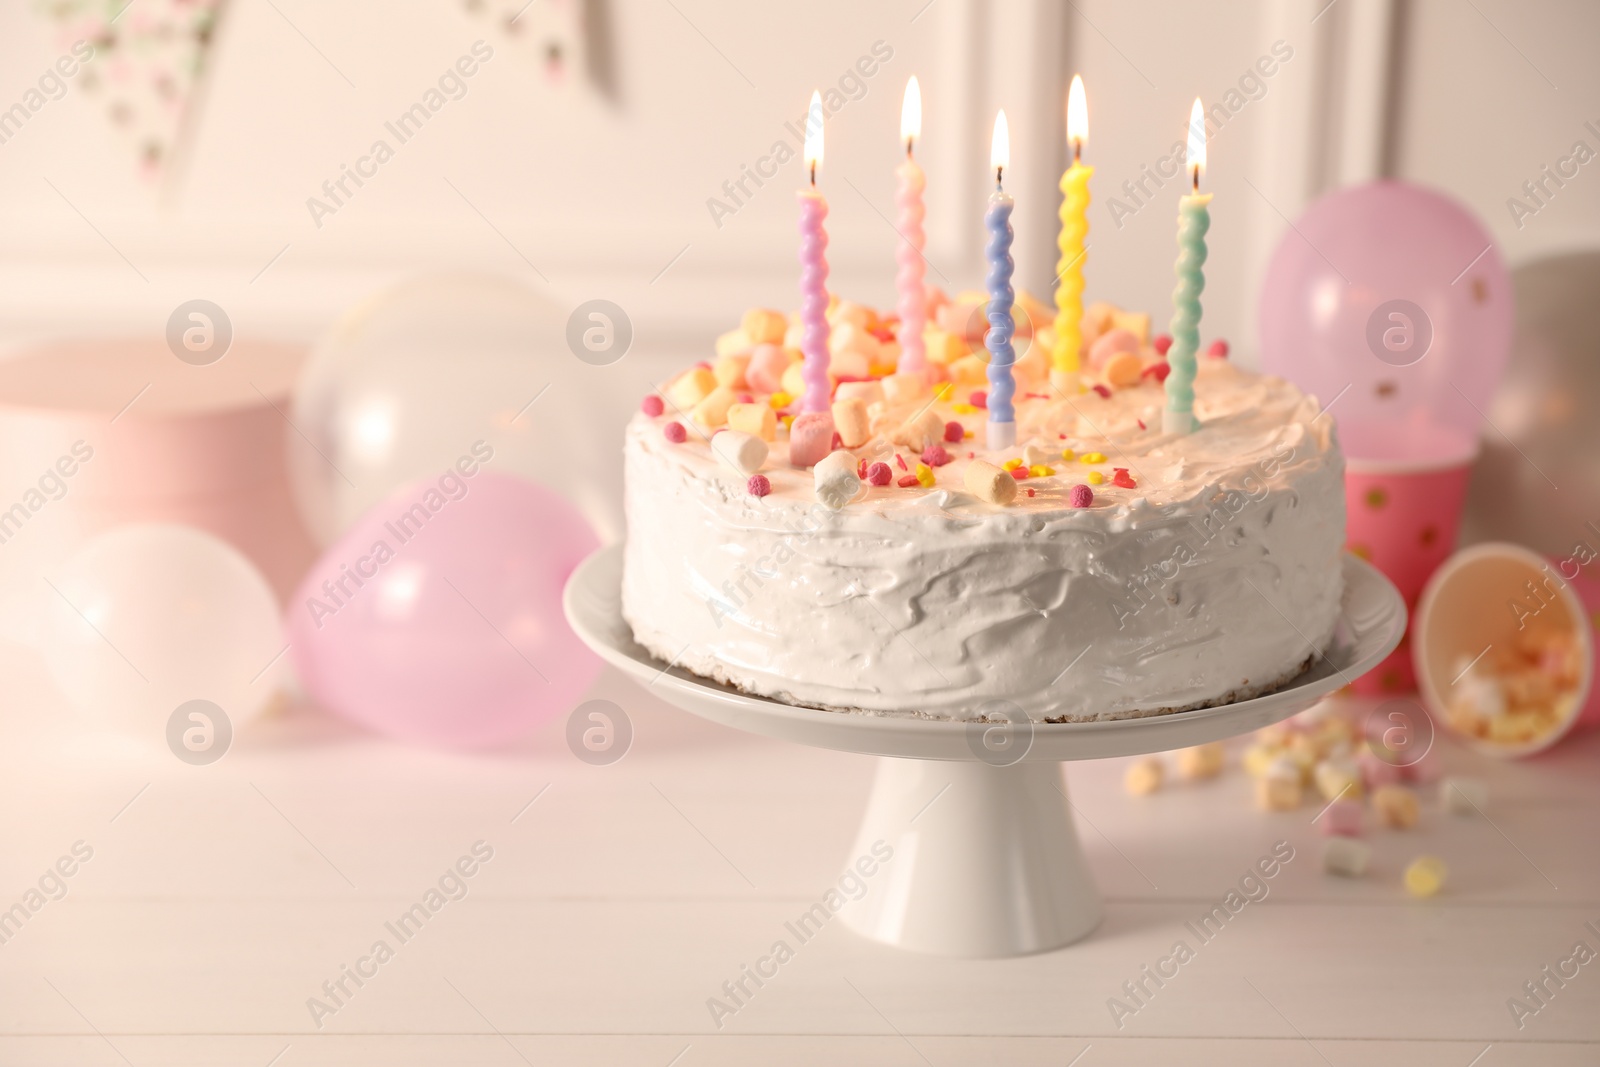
xmin=1259 ymin=180 xmax=1513 ymax=464
xmin=288 ymin=470 xmax=601 ymax=747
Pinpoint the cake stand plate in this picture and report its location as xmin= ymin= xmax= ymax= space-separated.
xmin=564 ymin=547 xmax=1405 ymax=957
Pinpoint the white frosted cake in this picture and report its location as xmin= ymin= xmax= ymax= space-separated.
xmin=622 ymin=297 xmax=1346 ymax=722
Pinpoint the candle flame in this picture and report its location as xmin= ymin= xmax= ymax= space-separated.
xmin=1186 ymin=97 xmax=1206 ymax=188
xmin=805 ymin=90 xmax=824 ymax=173
xmin=991 ymin=109 xmax=1009 ymax=174
xmin=901 ymin=76 xmax=921 ymax=145
xmin=1067 ymin=74 xmax=1087 ymax=157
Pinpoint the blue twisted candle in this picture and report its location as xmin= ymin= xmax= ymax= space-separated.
xmin=984 ymin=185 xmax=1016 ymax=449
xmin=1163 ymin=192 xmax=1211 ymax=434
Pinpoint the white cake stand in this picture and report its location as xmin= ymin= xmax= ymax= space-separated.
xmin=564 ymin=547 xmax=1405 ymax=958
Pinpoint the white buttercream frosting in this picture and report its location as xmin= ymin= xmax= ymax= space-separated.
xmin=622 ymin=359 xmax=1345 ymax=722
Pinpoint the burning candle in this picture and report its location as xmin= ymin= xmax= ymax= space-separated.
xmin=1164 ymin=98 xmax=1211 ymax=435
xmin=798 ymin=91 xmax=832 ymax=414
xmin=1051 ymin=74 xmax=1092 ymax=396
xmin=895 ymin=76 xmax=927 ymax=376
xmin=985 ymin=109 xmax=1017 ymax=451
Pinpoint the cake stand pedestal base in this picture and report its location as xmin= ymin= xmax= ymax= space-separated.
xmin=839 ymin=757 xmax=1100 ymax=957
xmin=564 ymin=545 xmax=1406 ymax=959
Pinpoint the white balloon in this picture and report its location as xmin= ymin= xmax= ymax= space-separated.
xmin=289 ymin=273 xmax=618 ymax=547
xmin=41 ymin=524 xmax=283 ymax=741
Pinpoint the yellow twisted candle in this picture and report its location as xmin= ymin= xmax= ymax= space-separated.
xmin=1051 ymin=75 xmax=1091 ymax=396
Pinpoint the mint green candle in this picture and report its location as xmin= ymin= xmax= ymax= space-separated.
xmin=1163 ymin=191 xmax=1210 ymax=434
xmin=1165 ymin=98 xmax=1210 ymax=435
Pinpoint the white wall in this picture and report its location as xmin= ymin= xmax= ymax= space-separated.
xmin=0 ymin=0 xmax=1594 ymax=361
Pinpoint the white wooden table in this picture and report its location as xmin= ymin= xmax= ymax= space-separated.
xmin=1 ymin=638 xmax=1596 ymax=1066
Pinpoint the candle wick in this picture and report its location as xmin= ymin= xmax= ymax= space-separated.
xmin=810 ymin=161 xmax=817 ymax=186
xmin=995 ymin=165 xmax=1003 ymax=188
xmin=906 ymin=137 xmax=914 ymax=158
xmin=1072 ymin=140 xmax=1082 ymax=165
xmin=1191 ymin=164 xmax=1199 ymax=193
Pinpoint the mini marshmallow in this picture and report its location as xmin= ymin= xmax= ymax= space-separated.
xmin=1243 ymin=743 xmax=1279 ymax=778
xmin=1359 ymin=749 xmax=1405 ymax=790
xmin=1176 ymin=742 xmax=1225 ymax=780
xmin=830 ymin=321 xmax=883 ymax=364
xmin=1265 ymin=754 xmax=1304 ymax=784
xmin=882 ymin=372 xmax=928 ymax=406
xmin=813 ymin=449 xmax=863 ymax=509
xmin=1318 ymin=798 xmax=1364 ymax=837
xmin=713 ymin=354 xmax=750 ymax=389
xmin=788 ymin=411 xmax=835 ymax=469
xmin=666 ymin=367 xmax=717 ymax=410
xmin=832 ymin=397 xmax=871 ymax=449
xmin=727 ymin=402 xmax=777 ymax=442
xmin=747 ymin=344 xmax=794 ymax=394
xmin=781 ymin=361 xmax=808 ymax=400
xmin=1323 ymin=836 xmax=1371 ymax=877
xmin=835 ymin=380 xmax=885 ymax=407
xmin=830 ymin=300 xmax=871 ymax=328
xmin=1254 ymin=775 xmax=1302 ymax=811
xmin=711 ymin=430 xmax=768 ymax=476
xmin=1440 ymin=777 xmax=1488 ymax=815
xmin=830 ymin=348 xmax=871 ymax=381
xmin=923 ymin=326 xmax=969 ymax=365
xmin=1404 ymin=854 xmax=1447 ymax=897
xmin=715 ymin=328 xmax=753 ymax=359
xmin=964 ymin=460 xmax=1018 ymax=506
xmin=1104 ymin=351 xmax=1144 ymax=389
xmin=692 ymin=386 xmax=738 ymax=429
xmin=1372 ymin=784 xmax=1419 ymax=829
xmin=1125 ymin=757 xmax=1164 ymax=796
xmin=894 ymin=407 xmax=946 ymax=451
xmin=1088 ymin=328 xmax=1140 ymax=369
xmin=741 ymin=307 xmax=788 ymax=346
xmin=1314 ymin=758 xmax=1362 ymax=802
xmin=1110 ymin=309 xmax=1151 ymax=342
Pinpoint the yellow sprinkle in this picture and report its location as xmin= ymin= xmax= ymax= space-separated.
xmin=915 ymin=462 xmax=935 ymax=487
xmin=868 ymin=364 xmax=895 ymax=378
xmin=769 ymin=391 xmax=792 ymax=409
xmin=952 ymin=403 xmax=977 ymax=415
xmin=1002 ymin=458 xmax=1023 ymax=471
xmin=1082 ymin=451 xmax=1107 ymax=464
xmin=1087 ymin=470 xmax=1105 ymax=485
xmin=1029 ymin=465 xmax=1054 ymax=477
xmin=780 ymin=414 xmax=795 ymax=428
xmin=1060 ymin=449 xmax=1076 ymax=462
xmin=932 ymin=382 xmax=955 ymax=402
xmin=963 ymin=430 xmax=974 ymax=439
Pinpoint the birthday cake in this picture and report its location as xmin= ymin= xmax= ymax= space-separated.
xmin=621 ymin=294 xmax=1346 ymax=722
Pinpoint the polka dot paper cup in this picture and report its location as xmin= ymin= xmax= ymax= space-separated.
xmin=1344 ymin=447 xmax=1478 ymax=695
xmin=1414 ymin=542 xmax=1595 ymax=757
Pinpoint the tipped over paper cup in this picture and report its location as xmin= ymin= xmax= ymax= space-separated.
xmin=1414 ymin=542 xmax=1596 ymax=758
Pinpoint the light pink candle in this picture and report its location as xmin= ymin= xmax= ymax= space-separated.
xmin=895 ymin=76 xmax=926 ymax=375
xmin=798 ymin=91 xmax=831 ymax=413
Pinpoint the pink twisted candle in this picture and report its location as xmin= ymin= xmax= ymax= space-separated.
xmin=895 ymin=156 xmax=926 ymax=374
xmin=797 ymin=187 xmax=831 ymax=413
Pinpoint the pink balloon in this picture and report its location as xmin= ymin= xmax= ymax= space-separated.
xmin=288 ymin=470 xmax=601 ymax=747
xmin=1259 ymin=180 xmax=1513 ymax=464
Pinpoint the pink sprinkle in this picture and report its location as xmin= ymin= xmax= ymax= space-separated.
xmin=967 ymin=451 xmax=975 ymax=459
xmin=1137 ymin=418 xmax=1147 ymax=430
xmin=1025 ymin=487 xmax=1035 ymax=497
xmin=897 ymin=474 xmax=920 ymax=488
xmin=1153 ymin=334 xmax=1173 ymax=356
xmin=1112 ymin=468 xmax=1136 ymax=489
xmin=857 ymin=459 xmax=868 ymax=479
xmin=970 ymin=390 xmax=987 ymax=409
xmin=921 ymin=445 xmax=951 ymax=467
xmin=1058 ymin=433 xmax=1067 ymax=439
xmin=1010 ymin=467 xmax=1029 ymax=481
xmin=1069 ymin=484 xmax=1093 ymax=508
xmin=1092 ymin=384 xmax=1112 ymax=399
xmin=695 ymin=360 xmax=712 ymax=371
xmin=641 ymin=395 xmax=665 ymax=417
xmin=1208 ymin=339 xmax=1230 ymax=359
xmin=896 ymin=454 xmax=908 ymax=471
xmin=1142 ymin=361 xmax=1172 ymax=384
xmin=747 ymin=474 xmax=771 ymax=497
xmin=866 ymin=461 xmax=893 ymax=486
xmin=944 ymin=420 xmax=964 ymax=443
xmin=663 ymin=421 xmax=687 ymax=443
xmin=737 ymin=392 xmax=754 ymax=404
